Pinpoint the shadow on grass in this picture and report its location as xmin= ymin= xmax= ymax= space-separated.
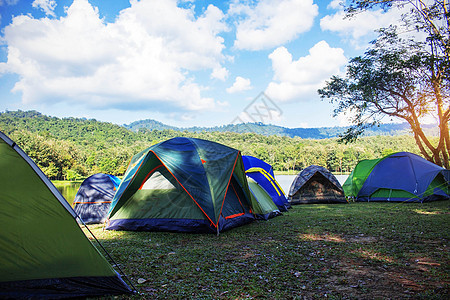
xmin=83 ymin=200 xmax=449 ymax=299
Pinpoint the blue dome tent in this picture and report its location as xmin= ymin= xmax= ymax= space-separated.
xmin=73 ymin=173 xmax=121 ymax=224
xmin=242 ymin=155 xmax=290 ymax=211
xmin=344 ymin=152 xmax=450 ymax=202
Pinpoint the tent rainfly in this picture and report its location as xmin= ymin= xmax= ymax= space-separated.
xmin=0 ymin=131 xmax=132 ymax=299
xmin=73 ymin=173 xmax=121 ymax=224
xmin=242 ymin=155 xmax=290 ymax=211
xmin=288 ymin=165 xmax=347 ymax=204
xmin=343 ymin=152 xmax=450 ymax=202
xmin=106 ymin=137 xmax=255 ymax=234
xmin=247 ymin=177 xmax=281 ymax=220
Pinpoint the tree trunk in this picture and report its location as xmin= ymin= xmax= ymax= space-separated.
xmin=439 ymin=119 xmax=450 ymax=168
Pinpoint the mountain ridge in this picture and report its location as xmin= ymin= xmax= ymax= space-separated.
xmin=0 ymin=110 xmax=438 ymax=140
xmin=124 ymin=118 xmax=437 ymax=139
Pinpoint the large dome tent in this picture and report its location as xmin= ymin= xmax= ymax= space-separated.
xmin=343 ymin=152 xmax=449 ymax=202
xmin=106 ymin=137 xmax=255 ymax=234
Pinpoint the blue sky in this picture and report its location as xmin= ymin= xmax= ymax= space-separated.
xmin=0 ymin=0 xmax=405 ymax=128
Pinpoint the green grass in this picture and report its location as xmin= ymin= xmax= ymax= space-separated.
xmin=85 ymin=201 xmax=450 ymax=299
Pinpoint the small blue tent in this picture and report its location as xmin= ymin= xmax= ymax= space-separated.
xmin=73 ymin=173 xmax=121 ymax=224
xmin=289 ymin=165 xmax=347 ymax=204
xmin=347 ymin=152 xmax=450 ymax=202
xmin=243 ymin=155 xmax=275 ymax=176
xmin=242 ymin=156 xmax=290 ymax=211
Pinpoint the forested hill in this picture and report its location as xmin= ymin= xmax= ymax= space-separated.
xmin=0 ymin=110 xmax=138 ymax=146
xmin=1 ymin=110 xmax=435 ymax=140
xmin=125 ymin=118 xmax=436 ymax=139
xmin=0 ymin=110 xmax=427 ymax=180
xmin=125 ymin=120 xmax=347 ymax=139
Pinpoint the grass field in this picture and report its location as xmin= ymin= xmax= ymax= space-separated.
xmin=85 ymin=201 xmax=449 ymax=299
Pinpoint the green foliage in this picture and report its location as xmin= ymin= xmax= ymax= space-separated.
xmin=0 ymin=110 xmax=424 ymax=179
xmin=63 ymin=169 xmax=83 ymax=181
xmin=318 ymin=0 xmax=450 ymax=167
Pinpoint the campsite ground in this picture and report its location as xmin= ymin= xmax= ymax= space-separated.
xmin=85 ymin=200 xmax=449 ymax=299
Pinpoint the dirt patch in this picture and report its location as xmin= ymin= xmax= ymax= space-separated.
xmin=317 ymin=254 xmax=449 ymax=299
xmin=300 ymin=233 xmax=380 ymax=244
xmin=346 ymin=234 xmax=379 ymax=243
xmin=300 ymin=233 xmax=346 ymax=243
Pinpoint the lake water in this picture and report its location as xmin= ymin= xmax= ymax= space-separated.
xmin=275 ymin=174 xmax=348 ymax=195
xmin=52 ymin=174 xmax=349 ymax=205
xmin=53 ymin=181 xmax=82 ymax=205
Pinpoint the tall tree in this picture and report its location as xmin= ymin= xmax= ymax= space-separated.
xmin=318 ymin=0 xmax=450 ymax=168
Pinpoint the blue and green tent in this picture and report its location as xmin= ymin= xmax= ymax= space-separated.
xmin=242 ymin=155 xmax=290 ymax=211
xmin=106 ymin=137 xmax=255 ymax=234
xmin=343 ymin=152 xmax=450 ymax=202
xmin=0 ymin=131 xmax=132 ymax=299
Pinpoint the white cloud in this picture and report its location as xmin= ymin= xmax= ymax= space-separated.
xmin=0 ymin=0 xmax=227 ymax=113
xmin=211 ymin=66 xmax=228 ymax=81
xmin=320 ymin=3 xmax=404 ymax=48
xmin=226 ymin=76 xmax=252 ymax=94
xmin=265 ymin=41 xmax=347 ymax=102
xmin=328 ymin=0 xmax=343 ymax=10
xmin=229 ymin=0 xmax=318 ymax=51
xmin=32 ymin=0 xmax=57 ymax=17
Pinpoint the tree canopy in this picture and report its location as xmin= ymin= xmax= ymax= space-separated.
xmin=0 ymin=110 xmax=425 ymax=180
xmin=318 ymin=0 xmax=449 ymax=168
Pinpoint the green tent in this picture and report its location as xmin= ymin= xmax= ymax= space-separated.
xmin=0 ymin=131 xmax=132 ymax=298
xmin=343 ymin=157 xmax=383 ymax=199
xmin=106 ymin=137 xmax=255 ymax=234
xmin=247 ymin=177 xmax=281 ymax=220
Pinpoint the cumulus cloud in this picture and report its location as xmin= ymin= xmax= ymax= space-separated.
xmin=327 ymin=0 xmax=343 ymax=10
xmin=229 ymin=0 xmax=318 ymax=51
xmin=211 ymin=66 xmax=228 ymax=81
xmin=0 ymin=0 xmax=227 ymax=112
xmin=265 ymin=41 xmax=347 ymax=102
xmin=320 ymin=3 xmax=404 ymax=48
xmin=226 ymin=76 xmax=252 ymax=93
xmin=32 ymin=0 xmax=57 ymax=17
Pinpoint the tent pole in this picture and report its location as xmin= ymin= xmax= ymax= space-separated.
xmin=80 ymin=216 xmax=137 ymax=293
